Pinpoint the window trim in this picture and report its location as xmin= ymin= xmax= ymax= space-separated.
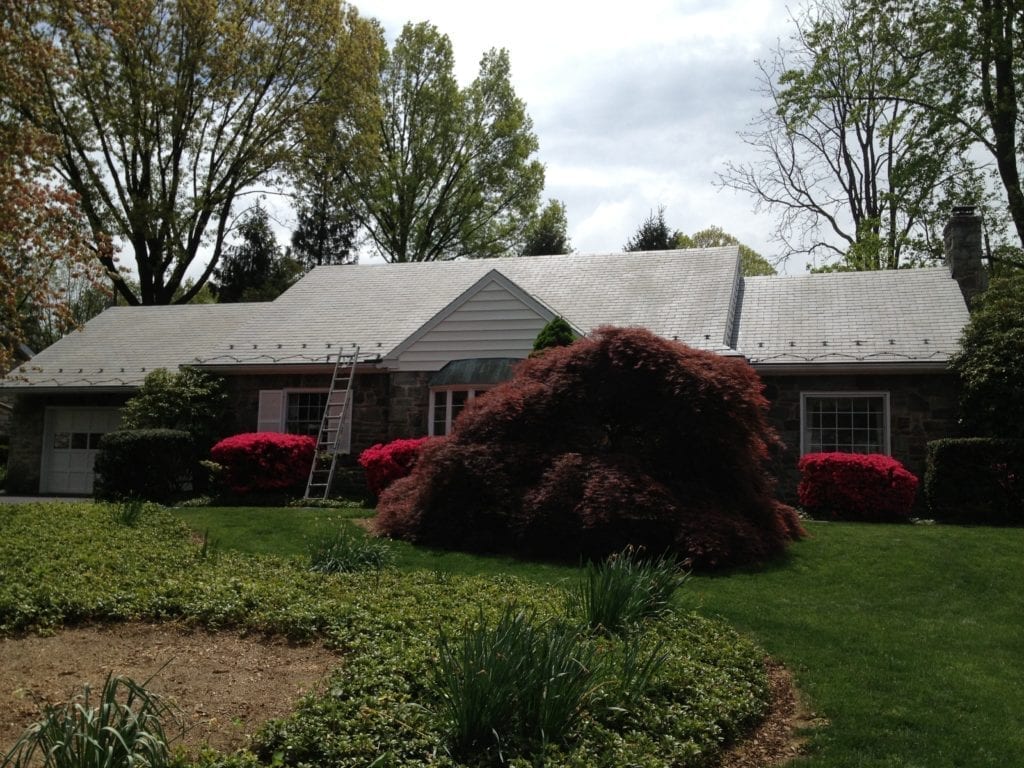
xmin=428 ymin=386 xmax=490 ymax=436
xmin=799 ymin=391 xmax=891 ymax=456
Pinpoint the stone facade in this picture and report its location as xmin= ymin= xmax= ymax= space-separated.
xmin=224 ymin=369 xmax=432 ymax=454
xmin=388 ymin=371 xmax=432 ymax=440
xmin=4 ymin=392 xmax=130 ymax=494
xmin=761 ymin=371 xmax=960 ymax=502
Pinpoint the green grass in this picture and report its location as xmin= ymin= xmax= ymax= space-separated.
xmin=689 ymin=521 xmax=1024 ymax=767
xmin=174 ymin=508 xmax=1024 ymax=767
xmin=173 ymin=506 xmax=578 ymax=583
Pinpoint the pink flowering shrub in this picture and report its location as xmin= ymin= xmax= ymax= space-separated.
xmin=358 ymin=437 xmax=434 ymax=497
xmin=210 ymin=432 xmax=315 ymax=495
xmin=798 ymin=452 xmax=918 ymax=522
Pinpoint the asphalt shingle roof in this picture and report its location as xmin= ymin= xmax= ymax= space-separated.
xmin=196 ymin=247 xmax=743 ymax=366
xmin=0 ymin=249 xmax=974 ymax=390
xmin=736 ymin=267 xmax=969 ymax=366
xmin=2 ymin=304 xmax=254 ymax=389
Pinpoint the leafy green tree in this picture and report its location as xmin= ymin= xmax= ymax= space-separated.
xmin=348 ymin=22 xmax=545 ymax=262
xmin=951 ymin=271 xmax=1024 ymax=438
xmin=289 ymin=10 xmax=384 ymax=270
xmin=718 ymin=0 xmax=982 ymax=269
xmin=0 ymin=3 xmax=107 ymax=371
xmin=122 ymin=368 xmax=229 ymax=450
xmin=213 ymin=205 xmax=301 ymax=303
xmin=675 ymin=226 xmax=777 ymax=276
xmin=4 ymin=0 xmax=377 ymax=305
xmin=624 ymin=207 xmax=675 ymax=251
xmin=522 ymin=200 xmax=573 ymax=256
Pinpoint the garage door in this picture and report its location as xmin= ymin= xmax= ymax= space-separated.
xmin=41 ymin=407 xmax=123 ymax=494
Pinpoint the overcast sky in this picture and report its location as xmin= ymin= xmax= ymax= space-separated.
xmin=352 ymin=0 xmax=803 ymax=271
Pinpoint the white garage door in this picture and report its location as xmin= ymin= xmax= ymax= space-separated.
xmin=41 ymin=407 xmax=123 ymax=494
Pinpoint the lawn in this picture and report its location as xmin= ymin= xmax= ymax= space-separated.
xmin=174 ymin=507 xmax=1024 ymax=767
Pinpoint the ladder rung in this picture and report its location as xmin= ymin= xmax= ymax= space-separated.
xmin=304 ymin=344 xmax=358 ymax=500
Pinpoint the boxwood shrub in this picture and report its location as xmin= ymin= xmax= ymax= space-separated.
xmin=925 ymin=438 xmax=1024 ymax=525
xmin=93 ymin=429 xmax=194 ymax=503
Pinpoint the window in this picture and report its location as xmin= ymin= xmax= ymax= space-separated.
xmin=285 ymin=391 xmax=329 ymax=436
xmin=430 ymin=388 xmax=489 ymax=436
xmin=801 ymin=393 xmax=890 ymax=455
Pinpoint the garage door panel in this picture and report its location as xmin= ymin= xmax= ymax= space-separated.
xmin=42 ymin=407 xmax=122 ymax=495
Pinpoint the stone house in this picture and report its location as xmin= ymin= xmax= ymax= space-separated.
xmin=0 ymin=210 xmax=984 ymax=497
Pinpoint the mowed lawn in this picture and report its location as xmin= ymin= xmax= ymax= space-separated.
xmin=174 ymin=508 xmax=1024 ymax=767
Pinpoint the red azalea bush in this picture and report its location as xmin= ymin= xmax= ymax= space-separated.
xmin=358 ymin=437 xmax=434 ymax=496
xmin=798 ymin=452 xmax=918 ymax=522
xmin=376 ymin=326 xmax=804 ymax=569
xmin=210 ymin=432 xmax=316 ymax=495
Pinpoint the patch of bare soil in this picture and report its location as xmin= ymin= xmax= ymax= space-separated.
xmin=0 ymin=623 xmax=340 ymax=756
xmin=1 ymin=625 xmax=811 ymax=766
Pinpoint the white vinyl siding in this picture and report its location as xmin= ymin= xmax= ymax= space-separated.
xmin=392 ymin=280 xmax=549 ymax=370
xmin=800 ymin=392 xmax=890 ymax=455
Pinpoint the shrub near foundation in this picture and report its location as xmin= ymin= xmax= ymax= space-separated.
xmin=209 ymin=433 xmax=315 ymax=496
xmin=798 ymin=452 xmax=918 ymax=522
xmin=94 ymin=429 xmax=194 ymax=502
xmin=357 ymin=437 xmax=433 ymax=497
xmin=377 ymin=326 xmax=803 ymax=568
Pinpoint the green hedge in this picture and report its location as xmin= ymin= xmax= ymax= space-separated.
xmin=925 ymin=438 xmax=1024 ymax=525
xmin=94 ymin=429 xmax=194 ymax=503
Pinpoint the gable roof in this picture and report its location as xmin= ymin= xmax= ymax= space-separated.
xmin=0 ymin=247 xmax=975 ymax=390
xmin=736 ymin=267 xmax=970 ymax=369
xmin=195 ymin=247 xmax=743 ymax=368
xmin=1 ymin=304 xmax=254 ymax=390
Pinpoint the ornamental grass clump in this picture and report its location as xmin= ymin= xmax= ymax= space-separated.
xmin=433 ymin=606 xmax=601 ymax=758
xmin=377 ymin=326 xmax=803 ymax=568
xmin=567 ymin=547 xmax=688 ymax=635
xmin=2 ymin=673 xmax=176 ymax=768
xmin=307 ymin=530 xmax=393 ymax=573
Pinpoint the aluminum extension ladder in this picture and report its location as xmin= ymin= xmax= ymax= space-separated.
xmin=303 ymin=345 xmax=359 ymax=500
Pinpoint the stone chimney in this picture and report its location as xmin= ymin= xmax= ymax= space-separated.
xmin=943 ymin=205 xmax=988 ymax=306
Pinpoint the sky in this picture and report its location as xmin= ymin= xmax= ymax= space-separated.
xmin=350 ymin=0 xmax=803 ymax=271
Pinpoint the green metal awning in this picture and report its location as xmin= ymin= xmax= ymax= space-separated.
xmin=429 ymin=358 xmax=521 ymax=387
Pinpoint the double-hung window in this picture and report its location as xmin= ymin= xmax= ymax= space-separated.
xmin=285 ymin=391 xmax=330 ymax=436
xmin=801 ymin=392 xmax=890 ymax=455
xmin=256 ymin=388 xmax=352 ymax=452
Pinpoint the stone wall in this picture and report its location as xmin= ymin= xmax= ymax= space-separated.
xmin=223 ymin=370 xmax=432 ymax=454
xmin=4 ymin=392 xmax=130 ymax=494
xmin=388 ymin=371 xmax=432 ymax=439
xmin=761 ymin=371 xmax=960 ymax=503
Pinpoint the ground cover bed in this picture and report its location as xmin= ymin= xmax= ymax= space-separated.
xmin=0 ymin=503 xmax=771 ymax=767
xmin=181 ymin=506 xmax=1024 ymax=767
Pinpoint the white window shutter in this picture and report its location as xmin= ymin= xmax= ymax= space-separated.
xmin=256 ymin=390 xmax=285 ymax=432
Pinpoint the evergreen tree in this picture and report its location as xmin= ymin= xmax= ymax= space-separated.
xmin=214 ymin=205 xmax=301 ymax=303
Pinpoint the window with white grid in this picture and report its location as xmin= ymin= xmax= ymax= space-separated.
xmin=429 ymin=388 xmax=490 ymax=436
xmin=801 ymin=393 xmax=890 ymax=455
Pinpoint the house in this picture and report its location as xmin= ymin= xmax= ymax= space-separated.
xmin=0 ymin=209 xmax=984 ymax=497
